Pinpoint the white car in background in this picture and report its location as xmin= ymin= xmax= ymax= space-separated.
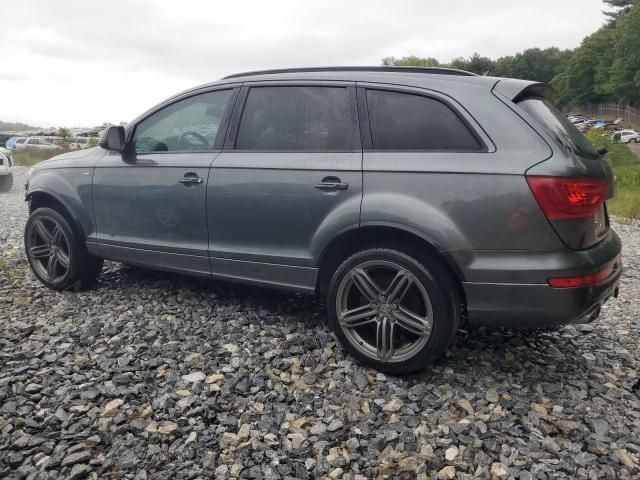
xmin=0 ymin=146 xmax=13 ymax=192
xmin=14 ymin=137 xmax=61 ymax=150
xmin=70 ymin=137 xmax=97 ymax=149
xmin=620 ymin=129 xmax=639 ymax=144
xmin=612 ymin=129 xmax=639 ymax=144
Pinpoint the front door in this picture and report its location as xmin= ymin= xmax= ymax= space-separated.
xmin=93 ymin=88 xmax=236 ymax=276
xmin=207 ymin=83 xmax=362 ymax=291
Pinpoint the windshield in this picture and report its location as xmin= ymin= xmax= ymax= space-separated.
xmin=517 ymin=96 xmax=599 ymax=160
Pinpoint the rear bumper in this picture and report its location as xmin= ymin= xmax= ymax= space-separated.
xmin=458 ymin=230 xmax=622 ymax=328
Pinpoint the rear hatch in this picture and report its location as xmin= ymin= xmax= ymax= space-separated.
xmin=511 ymin=91 xmax=615 ymax=250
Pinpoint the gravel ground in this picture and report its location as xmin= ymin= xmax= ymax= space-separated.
xmin=1 ymin=166 xmax=639 ymax=480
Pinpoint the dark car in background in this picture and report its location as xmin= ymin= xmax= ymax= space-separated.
xmin=23 ymin=67 xmax=621 ymax=373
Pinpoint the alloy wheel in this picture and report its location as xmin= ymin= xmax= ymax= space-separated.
xmin=27 ymin=217 xmax=71 ymax=283
xmin=335 ymin=260 xmax=433 ymax=363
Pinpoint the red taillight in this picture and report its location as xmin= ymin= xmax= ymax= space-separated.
xmin=526 ymin=176 xmax=608 ymax=220
xmin=548 ymin=261 xmax=618 ymax=288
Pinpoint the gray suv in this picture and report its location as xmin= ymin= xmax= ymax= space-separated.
xmin=23 ymin=67 xmax=622 ymax=374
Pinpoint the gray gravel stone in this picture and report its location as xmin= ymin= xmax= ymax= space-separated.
xmin=1 ymin=167 xmax=639 ymax=478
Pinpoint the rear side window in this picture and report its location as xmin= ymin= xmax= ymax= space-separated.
xmin=517 ymin=96 xmax=599 ymax=160
xmin=235 ymin=86 xmax=359 ymax=151
xmin=365 ymin=89 xmax=482 ymax=151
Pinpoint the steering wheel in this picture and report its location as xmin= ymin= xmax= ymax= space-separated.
xmin=177 ymin=131 xmax=210 ymax=150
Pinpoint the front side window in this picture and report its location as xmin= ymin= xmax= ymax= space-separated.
xmin=16 ymin=139 xmax=26 ymax=144
xmin=134 ymin=89 xmax=233 ymax=153
xmin=235 ymin=86 xmax=359 ymax=151
xmin=365 ymin=89 xmax=482 ymax=151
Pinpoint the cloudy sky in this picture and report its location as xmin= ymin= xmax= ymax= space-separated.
xmin=0 ymin=0 xmax=607 ymax=128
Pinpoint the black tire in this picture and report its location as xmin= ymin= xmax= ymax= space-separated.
xmin=327 ymin=248 xmax=460 ymax=375
xmin=0 ymin=173 xmax=12 ymax=192
xmin=24 ymin=207 xmax=103 ymax=291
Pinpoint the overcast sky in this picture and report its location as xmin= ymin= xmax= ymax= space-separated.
xmin=0 ymin=0 xmax=607 ymax=128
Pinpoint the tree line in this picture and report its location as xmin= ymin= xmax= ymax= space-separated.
xmin=0 ymin=120 xmax=39 ymax=132
xmin=383 ymin=0 xmax=639 ymax=107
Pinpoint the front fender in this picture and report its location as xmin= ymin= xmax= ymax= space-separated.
xmin=26 ymin=168 xmax=95 ymax=241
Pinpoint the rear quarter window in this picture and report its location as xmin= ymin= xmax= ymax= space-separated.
xmin=517 ymin=96 xmax=599 ymax=159
xmin=365 ymin=89 xmax=483 ymax=151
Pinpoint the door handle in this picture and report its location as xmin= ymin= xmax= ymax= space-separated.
xmin=314 ymin=177 xmax=349 ymax=191
xmin=179 ymin=173 xmax=203 ymax=186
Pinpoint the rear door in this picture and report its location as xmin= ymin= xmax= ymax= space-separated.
xmin=93 ymin=87 xmax=237 ymax=275
xmin=207 ymin=82 xmax=362 ymax=291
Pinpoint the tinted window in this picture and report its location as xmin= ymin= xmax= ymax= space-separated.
xmin=365 ymin=90 xmax=482 ymax=151
xmin=16 ymin=139 xmax=25 ymax=144
xmin=134 ymin=89 xmax=233 ymax=153
xmin=517 ymin=97 xmax=599 ymax=160
xmin=235 ymin=86 xmax=359 ymax=151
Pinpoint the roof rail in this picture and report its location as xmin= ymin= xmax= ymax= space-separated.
xmin=223 ymin=66 xmax=477 ymax=79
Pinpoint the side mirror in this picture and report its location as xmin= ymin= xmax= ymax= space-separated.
xmin=597 ymin=147 xmax=608 ymax=156
xmin=99 ymin=126 xmax=126 ymax=152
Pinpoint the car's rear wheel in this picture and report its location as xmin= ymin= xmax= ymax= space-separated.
xmin=25 ymin=207 xmax=103 ymax=291
xmin=327 ymin=248 xmax=459 ymax=374
xmin=0 ymin=173 xmax=12 ymax=192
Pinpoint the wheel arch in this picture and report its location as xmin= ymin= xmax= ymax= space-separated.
xmin=26 ymin=189 xmax=87 ymax=240
xmin=316 ymin=223 xmax=466 ymax=298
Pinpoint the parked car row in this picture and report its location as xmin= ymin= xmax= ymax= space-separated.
xmin=567 ymin=113 xmax=625 ymax=133
xmin=4 ymin=136 xmax=98 ymax=151
xmin=566 ymin=113 xmax=638 ymax=143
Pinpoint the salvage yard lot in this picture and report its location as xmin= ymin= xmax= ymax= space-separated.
xmin=1 ymin=167 xmax=639 ymax=479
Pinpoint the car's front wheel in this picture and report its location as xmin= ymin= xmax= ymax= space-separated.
xmin=327 ymin=248 xmax=460 ymax=374
xmin=0 ymin=173 xmax=12 ymax=192
xmin=25 ymin=207 xmax=103 ymax=291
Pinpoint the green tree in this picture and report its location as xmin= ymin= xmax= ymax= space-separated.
xmin=382 ymin=55 xmax=440 ymax=67
xmin=448 ymin=53 xmax=495 ymax=75
xmin=553 ymin=3 xmax=640 ymax=106
xmin=605 ymin=3 xmax=640 ymax=103
xmin=551 ymin=25 xmax=617 ymax=105
xmin=58 ymin=127 xmax=71 ymax=141
xmin=505 ymin=48 xmax=573 ymax=83
xmin=380 ymin=1 xmax=639 ymax=106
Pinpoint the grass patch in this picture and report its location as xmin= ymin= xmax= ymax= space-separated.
xmin=587 ymin=130 xmax=640 ymax=220
xmin=12 ymin=147 xmax=71 ymax=166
